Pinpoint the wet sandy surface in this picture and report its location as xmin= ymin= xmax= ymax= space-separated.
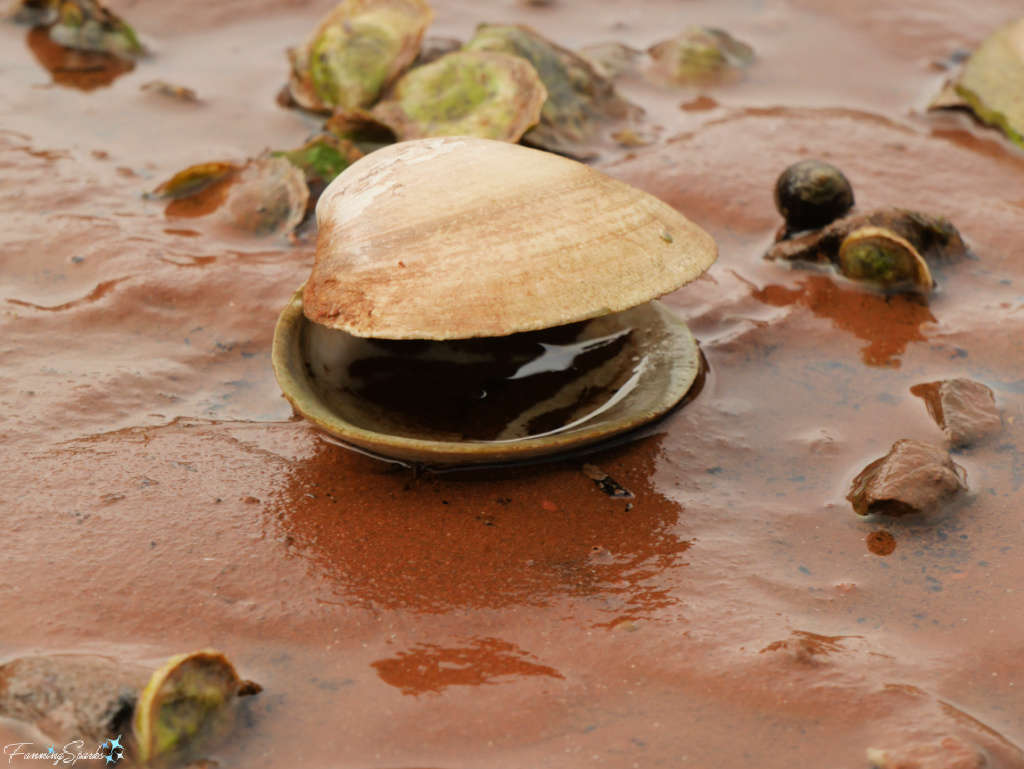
xmin=2 ymin=0 xmax=1024 ymax=767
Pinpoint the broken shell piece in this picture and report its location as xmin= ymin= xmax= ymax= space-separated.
xmin=325 ymin=108 xmax=398 ymax=149
xmin=47 ymin=0 xmax=145 ymax=59
xmin=766 ymin=208 xmax=967 ymax=267
xmin=911 ymin=378 xmax=1002 ymax=448
xmin=151 ymin=161 xmax=240 ymax=200
xmin=645 ymin=27 xmax=754 ymax=86
xmin=286 ymin=0 xmax=434 ymax=112
xmin=25 ymin=23 xmax=134 ymax=90
xmin=956 ymin=18 xmax=1024 ymax=147
xmin=847 ymin=439 xmax=967 ymax=517
xmin=371 ymin=50 xmax=547 ymax=142
xmin=413 ymin=35 xmax=462 ymax=67
xmin=838 ymin=226 xmax=934 ymax=293
xmin=6 ymin=0 xmax=57 ymax=25
xmin=156 ymin=156 xmax=309 ymax=238
xmin=134 ymin=650 xmax=258 ymax=767
xmin=930 ymin=18 xmax=1024 ymax=149
xmin=276 ymin=133 xmax=365 ymax=192
xmin=217 ymin=156 xmax=309 ymax=237
xmin=141 ymin=80 xmax=199 ymax=101
xmin=463 ymin=24 xmax=643 ymax=159
xmin=274 ymin=136 xmax=717 ymax=465
xmin=577 ymin=42 xmax=643 ymax=80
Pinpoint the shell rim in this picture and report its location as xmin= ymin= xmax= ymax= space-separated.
xmin=273 ymin=286 xmax=703 ymax=465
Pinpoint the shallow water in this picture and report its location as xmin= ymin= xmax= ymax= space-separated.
xmin=2 ymin=0 xmax=1024 ymax=767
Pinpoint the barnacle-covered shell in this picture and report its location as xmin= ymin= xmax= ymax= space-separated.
xmin=371 ymin=50 xmax=547 ymax=142
xmin=287 ymin=0 xmax=434 ymax=113
xmin=303 ymin=136 xmax=718 ymax=340
xmin=838 ymin=226 xmax=934 ymax=293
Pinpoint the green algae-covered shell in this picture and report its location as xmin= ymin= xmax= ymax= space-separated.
xmin=48 ymin=0 xmax=145 ymax=59
xmin=275 ymin=133 xmax=365 ymax=189
xmin=371 ymin=50 xmax=547 ymax=142
xmin=838 ymin=226 xmax=935 ymax=294
xmin=287 ymin=0 xmax=434 ymax=112
xmin=133 ymin=651 xmax=254 ymax=767
xmin=463 ymin=24 xmax=641 ymax=157
xmin=955 ymin=17 xmax=1024 ymax=149
xmin=645 ymin=27 xmax=754 ymax=86
xmin=273 ymin=292 xmax=703 ymax=466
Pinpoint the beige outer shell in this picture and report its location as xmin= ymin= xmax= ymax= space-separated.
xmin=304 ymin=136 xmax=718 ymax=340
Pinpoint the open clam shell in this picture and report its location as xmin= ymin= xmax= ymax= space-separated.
xmin=274 ymin=293 xmax=703 ymax=466
xmin=305 ymin=136 xmax=717 ymax=340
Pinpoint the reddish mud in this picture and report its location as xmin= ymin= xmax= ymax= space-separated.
xmin=2 ymin=0 xmax=1024 ymax=767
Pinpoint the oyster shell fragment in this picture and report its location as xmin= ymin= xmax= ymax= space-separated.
xmin=287 ymin=0 xmax=434 ymax=112
xmin=371 ymin=50 xmax=547 ymax=142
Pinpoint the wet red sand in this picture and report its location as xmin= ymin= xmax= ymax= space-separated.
xmin=2 ymin=0 xmax=1024 ymax=767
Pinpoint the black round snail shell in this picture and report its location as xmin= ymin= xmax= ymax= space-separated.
xmin=774 ymin=159 xmax=855 ymax=232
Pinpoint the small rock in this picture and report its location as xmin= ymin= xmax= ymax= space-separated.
xmin=0 ymin=655 xmax=149 ymax=745
xmin=847 ymin=439 xmax=967 ymax=516
xmin=911 ymin=378 xmax=1002 ymax=448
xmin=866 ymin=530 xmax=897 ymax=555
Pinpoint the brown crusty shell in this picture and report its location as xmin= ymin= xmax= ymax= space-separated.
xmin=303 ymin=136 xmax=718 ymax=339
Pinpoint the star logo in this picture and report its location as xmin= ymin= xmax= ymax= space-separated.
xmin=47 ymin=746 xmax=55 ymax=755
xmin=100 ymin=735 xmax=125 ymax=764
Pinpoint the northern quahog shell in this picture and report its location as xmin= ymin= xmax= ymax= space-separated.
xmin=303 ymin=136 xmax=718 ymax=340
xmin=274 ymin=295 xmax=704 ymax=465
